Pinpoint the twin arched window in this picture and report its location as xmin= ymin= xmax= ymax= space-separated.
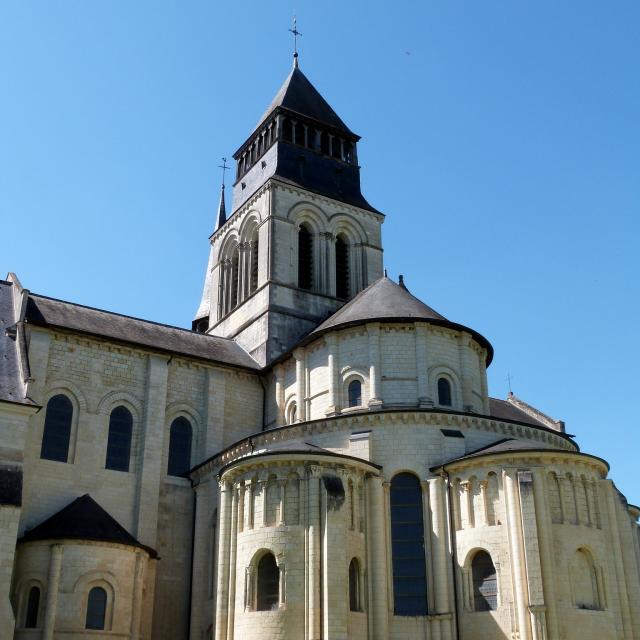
xmin=85 ymin=586 xmax=107 ymax=630
xmin=472 ymin=551 xmax=497 ymax=611
xmin=256 ymin=553 xmax=279 ymax=611
xmin=437 ymin=377 xmax=452 ymax=407
xmin=167 ymin=417 xmax=193 ymax=477
xmin=390 ymin=473 xmax=427 ymax=615
xmin=105 ymin=406 xmax=133 ymax=472
xmin=41 ymin=394 xmax=73 ymax=462
xmin=220 ymin=229 xmax=260 ymax=317
xmin=348 ymin=379 xmax=362 ymax=408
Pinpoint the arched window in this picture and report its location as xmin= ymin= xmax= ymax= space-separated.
xmin=390 ymin=473 xmax=427 ymax=615
xmin=298 ymin=224 xmax=313 ymax=290
xmin=437 ymin=377 xmax=452 ymax=407
xmin=85 ymin=586 xmax=107 ymax=630
xmin=105 ymin=406 xmax=133 ymax=472
xmin=230 ymin=248 xmax=240 ymax=309
xmin=348 ymin=379 xmax=362 ymax=408
xmin=40 ymin=394 xmax=73 ymax=462
xmin=286 ymin=402 xmax=297 ymax=425
xmin=256 ymin=553 xmax=279 ymax=611
xmin=349 ymin=558 xmax=361 ymax=612
xmin=472 ymin=551 xmax=497 ymax=611
xmin=24 ymin=585 xmax=40 ymax=628
xmin=335 ymin=235 xmax=350 ymax=299
xmin=282 ymin=118 xmax=293 ymax=143
xmin=167 ymin=417 xmax=192 ymax=477
xmin=572 ymin=549 xmax=600 ymax=610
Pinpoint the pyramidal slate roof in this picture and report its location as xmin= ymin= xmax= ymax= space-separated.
xmin=20 ymin=494 xmax=157 ymax=557
xmin=256 ymin=66 xmax=355 ymax=136
xmin=307 ymin=277 xmax=494 ymax=364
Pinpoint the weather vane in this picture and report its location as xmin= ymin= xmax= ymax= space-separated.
xmin=289 ymin=16 xmax=302 ymax=66
xmin=218 ymin=157 xmax=229 ymax=187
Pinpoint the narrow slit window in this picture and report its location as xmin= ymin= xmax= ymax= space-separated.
xmin=40 ymin=394 xmax=73 ymax=462
xmin=24 ymin=585 xmax=40 ymax=628
xmin=298 ymin=224 xmax=313 ymax=291
xmin=105 ymin=406 xmax=132 ymax=472
xmin=335 ymin=235 xmax=350 ymax=299
xmin=349 ymin=558 xmax=361 ymax=611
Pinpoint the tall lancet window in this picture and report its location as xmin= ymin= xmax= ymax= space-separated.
xmin=250 ymin=231 xmax=259 ymax=294
xmin=298 ymin=224 xmax=313 ymax=291
xmin=390 ymin=473 xmax=427 ymax=615
xmin=335 ymin=234 xmax=350 ymax=299
xmin=230 ymin=247 xmax=240 ymax=309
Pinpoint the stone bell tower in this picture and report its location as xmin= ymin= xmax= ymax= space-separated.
xmin=194 ymin=57 xmax=384 ymax=366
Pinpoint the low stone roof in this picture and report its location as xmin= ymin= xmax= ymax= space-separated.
xmin=254 ymin=66 xmax=355 ymax=137
xmin=19 ymin=494 xmax=157 ymax=558
xmin=307 ymin=277 xmax=494 ymax=364
xmin=0 ymin=281 xmax=28 ymax=404
xmin=25 ymin=293 xmax=260 ymax=371
xmin=489 ymin=398 xmax=548 ymax=429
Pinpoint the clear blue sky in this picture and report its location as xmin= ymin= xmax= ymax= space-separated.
xmin=2 ymin=2 xmax=638 ymax=500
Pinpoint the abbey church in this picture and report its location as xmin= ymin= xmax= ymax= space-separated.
xmin=1 ymin=54 xmax=639 ymax=640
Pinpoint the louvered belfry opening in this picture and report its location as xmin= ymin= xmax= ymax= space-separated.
xmin=298 ymin=224 xmax=313 ymax=290
xmin=335 ymin=235 xmax=350 ymax=299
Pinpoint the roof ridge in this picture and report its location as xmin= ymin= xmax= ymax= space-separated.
xmin=29 ymin=292 xmax=237 ymax=341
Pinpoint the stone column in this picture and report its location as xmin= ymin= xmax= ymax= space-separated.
xmin=430 ymin=477 xmax=453 ymax=640
xmin=275 ymin=365 xmax=285 ymax=426
xmin=135 ymin=353 xmax=169 ymax=547
xmin=294 ymin=349 xmax=306 ymax=422
xmin=307 ymin=470 xmax=321 ymax=640
xmin=278 ymin=479 xmax=286 ymax=526
xmin=504 ymin=470 xmax=531 ymax=640
xmin=325 ymin=334 xmax=339 ymax=416
xmin=457 ymin=333 xmax=474 ymax=411
xmin=226 ymin=487 xmax=239 ymax=640
xmin=42 ymin=544 xmax=63 ymax=640
xmin=367 ymin=324 xmax=383 ymax=408
xmin=190 ymin=480 xmax=213 ymax=640
xmin=215 ymin=481 xmax=232 ymax=640
xmin=130 ymin=549 xmax=147 ymax=640
xmin=367 ymin=474 xmax=389 ymax=640
xmin=416 ymin=323 xmax=431 ymax=408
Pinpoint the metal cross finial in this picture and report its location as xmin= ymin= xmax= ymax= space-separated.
xmin=506 ymin=372 xmax=514 ymax=395
xmin=289 ymin=16 xmax=302 ymax=67
xmin=218 ymin=157 xmax=229 ymax=188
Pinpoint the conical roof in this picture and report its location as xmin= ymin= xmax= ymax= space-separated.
xmin=308 ymin=277 xmax=494 ymax=364
xmin=19 ymin=494 xmax=157 ymax=557
xmin=256 ymin=67 xmax=355 ymax=136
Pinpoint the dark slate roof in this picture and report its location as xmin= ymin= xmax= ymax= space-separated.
xmin=20 ymin=494 xmax=157 ymax=557
xmin=489 ymin=397 xmax=548 ymax=428
xmin=0 ymin=281 xmax=26 ymax=404
xmin=255 ymin=67 xmax=355 ymax=136
xmin=25 ymin=293 xmax=260 ymax=371
xmin=306 ymin=277 xmax=494 ymax=364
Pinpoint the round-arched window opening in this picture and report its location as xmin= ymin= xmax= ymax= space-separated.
xmin=437 ymin=377 xmax=452 ymax=407
xmin=24 ymin=585 xmax=40 ymax=628
xmin=348 ymin=380 xmax=362 ymax=408
xmin=256 ymin=553 xmax=279 ymax=611
xmin=85 ymin=586 xmax=107 ymax=630
xmin=472 ymin=551 xmax=497 ymax=611
xmin=349 ymin=558 xmax=361 ymax=611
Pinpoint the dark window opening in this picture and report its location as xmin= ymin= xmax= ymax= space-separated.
xmin=349 ymin=558 xmax=360 ymax=611
xmin=25 ymin=586 xmax=40 ymax=628
xmin=348 ymin=380 xmax=362 ymax=408
xmin=390 ymin=473 xmax=427 ymax=616
xmin=282 ymin=118 xmax=293 ymax=143
xmin=256 ymin=553 xmax=279 ymax=611
xmin=335 ymin=235 xmax=350 ymax=299
xmin=40 ymin=394 xmax=73 ymax=462
xmin=472 ymin=551 xmax=497 ymax=611
xmin=167 ymin=417 xmax=192 ymax=477
xmin=85 ymin=587 xmax=107 ymax=630
xmin=298 ymin=224 xmax=313 ymax=290
xmin=332 ymin=137 xmax=343 ymax=160
xmin=343 ymin=142 xmax=354 ymax=164
xmin=438 ymin=378 xmax=452 ymax=407
xmin=294 ymin=122 xmax=305 ymax=146
xmin=230 ymin=249 xmax=239 ymax=309
xmin=105 ymin=406 xmax=133 ymax=472
xmin=320 ymin=131 xmax=330 ymax=155
xmin=250 ymin=236 xmax=259 ymax=294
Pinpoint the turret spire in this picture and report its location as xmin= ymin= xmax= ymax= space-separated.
xmin=215 ymin=157 xmax=229 ymax=231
